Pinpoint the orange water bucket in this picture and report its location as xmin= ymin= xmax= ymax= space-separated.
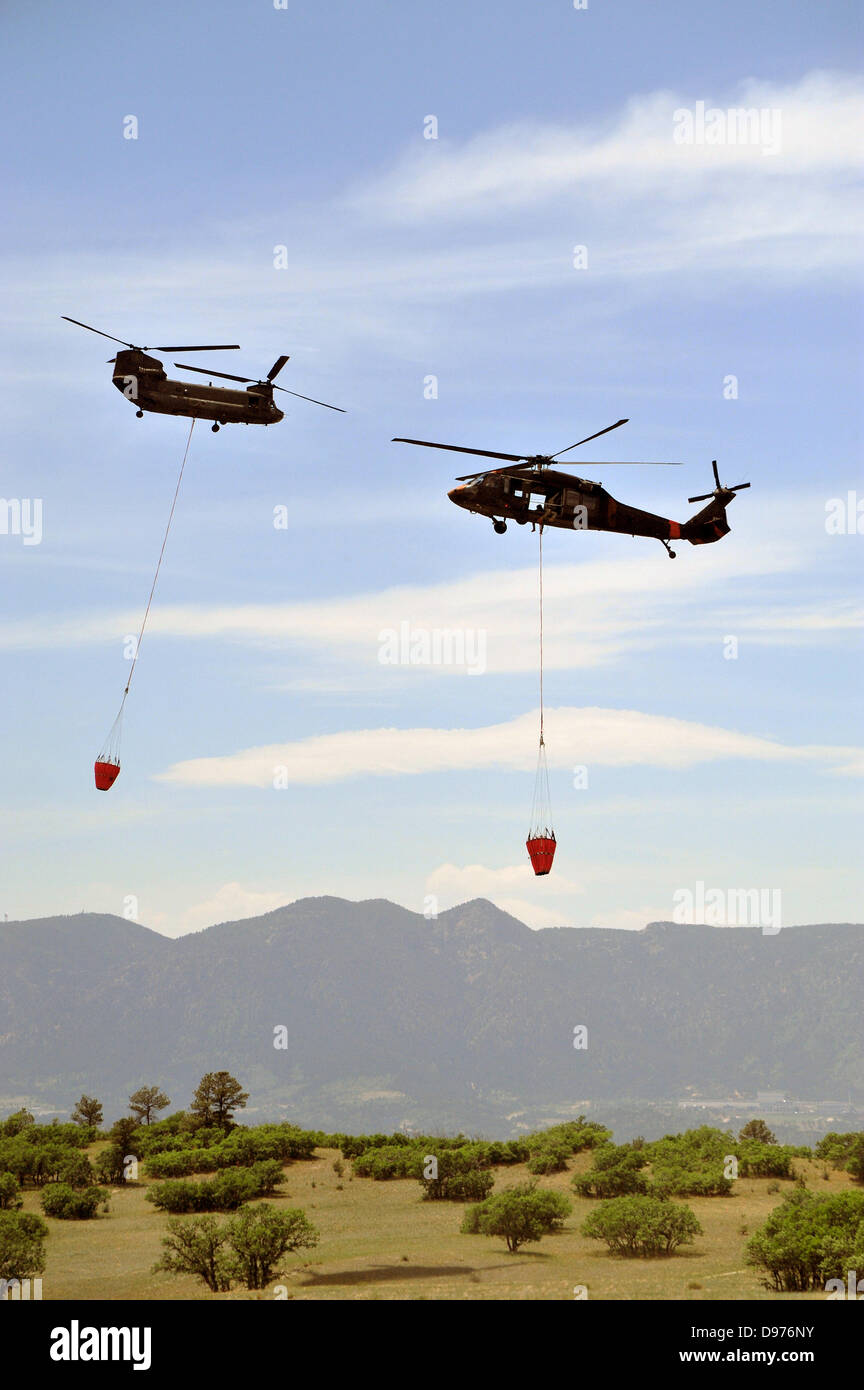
xmin=526 ymin=835 xmax=556 ymax=876
xmin=94 ymin=759 xmax=121 ymax=791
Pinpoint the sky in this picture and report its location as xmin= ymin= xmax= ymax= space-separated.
xmin=0 ymin=0 xmax=861 ymax=935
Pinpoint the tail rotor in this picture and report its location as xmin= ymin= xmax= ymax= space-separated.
xmin=688 ymin=459 xmax=751 ymax=504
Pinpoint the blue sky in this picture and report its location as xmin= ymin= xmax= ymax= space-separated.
xmin=1 ymin=0 xmax=861 ymax=934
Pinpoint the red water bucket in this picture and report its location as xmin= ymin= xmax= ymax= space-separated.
xmin=94 ymin=759 xmax=121 ymax=791
xmin=526 ymin=835 xmax=556 ymax=876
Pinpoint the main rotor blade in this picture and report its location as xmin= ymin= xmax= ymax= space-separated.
xmin=267 ymin=354 xmax=290 ymax=382
xmin=455 ymin=463 xmax=539 ymax=481
xmin=62 ymin=316 xmax=135 ymax=348
xmin=392 ymin=438 xmax=527 ymax=462
xmin=550 ymin=419 xmax=629 ymax=458
xmin=455 ymin=459 xmax=682 ymax=482
xmin=561 ymin=467 xmax=683 ymax=472
xmin=274 ymin=385 xmax=345 ymax=411
xmin=174 ymin=363 xmax=254 ymax=383
xmin=157 ymin=344 xmax=240 ymax=352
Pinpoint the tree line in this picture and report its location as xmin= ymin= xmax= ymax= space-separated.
xmin=2 ymin=1079 xmax=862 ymax=1295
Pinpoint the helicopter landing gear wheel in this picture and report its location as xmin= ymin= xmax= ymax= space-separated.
xmin=135 ymin=410 xmax=143 ymax=418
xmin=493 ymin=519 xmax=507 ymax=535
xmin=661 ymin=539 xmax=676 ymax=559
xmin=211 ymin=422 xmax=220 ymax=433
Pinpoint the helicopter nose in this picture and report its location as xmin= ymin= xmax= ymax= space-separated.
xmin=448 ymin=485 xmax=468 ymax=505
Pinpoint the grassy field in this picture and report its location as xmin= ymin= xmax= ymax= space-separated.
xmin=21 ymin=1147 xmax=858 ymax=1301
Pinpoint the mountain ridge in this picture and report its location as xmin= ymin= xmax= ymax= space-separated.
xmin=1 ymin=898 xmax=862 ymax=1132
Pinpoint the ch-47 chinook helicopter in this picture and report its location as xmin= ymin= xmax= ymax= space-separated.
xmin=393 ymin=419 xmax=750 ymax=558
xmin=62 ymin=316 xmax=345 ymax=431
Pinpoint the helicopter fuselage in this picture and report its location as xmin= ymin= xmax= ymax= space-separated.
xmin=111 ymin=350 xmax=284 ymax=426
xmin=448 ymin=467 xmax=732 ymax=546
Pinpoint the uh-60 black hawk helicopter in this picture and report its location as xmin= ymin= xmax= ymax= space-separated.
xmin=62 ymin=316 xmax=345 ymax=431
xmin=394 ymin=418 xmax=749 ymax=558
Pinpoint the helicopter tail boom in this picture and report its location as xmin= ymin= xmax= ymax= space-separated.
xmin=681 ymin=504 xmax=732 ymax=545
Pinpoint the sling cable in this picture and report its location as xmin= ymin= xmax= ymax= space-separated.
xmin=94 ymin=419 xmax=196 ymax=790
xmin=526 ymin=524 xmax=556 ymax=874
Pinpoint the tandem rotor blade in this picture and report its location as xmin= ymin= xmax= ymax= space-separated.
xmin=267 ymin=355 xmax=290 ymax=382
xmin=566 ymin=467 xmax=686 ymax=472
xmin=392 ymin=438 xmax=528 ymax=462
xmin=64 ymin=319 xmax=241 ymax=353
xmin=62 ymin=316 xmax=136 ymax=348
xmin=273 ymin=385 xmax=345 ymax=411
xmin=157 ymin=344 xmax=240 ymax=352
xmin=550 ymin=419 xmax=629 ymax=458
xmin=174 ymin=363 xmax=254 ymax=383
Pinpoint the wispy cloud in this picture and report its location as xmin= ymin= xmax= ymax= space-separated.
xmin=156 ymin=705 xmax=863 ymax=788
xmin=0 ymin=524 xmax=834 ymax=679
xmin=348 ymin=72 xmax=864 ymax=278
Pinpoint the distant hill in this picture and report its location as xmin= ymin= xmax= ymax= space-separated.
xmin=0 ymin=898 xmax=862 ymax=1133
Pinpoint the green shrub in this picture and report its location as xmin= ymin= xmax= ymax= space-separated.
xmin=338 ymin=1131 xmax=467 ymax=1160
xmin=481 ymin=1139 xmax=531 ymax=1165
xmin=154 ymin=1204 xmax=319 ymax=1292
xmin=462 ymin=1182 xmax=571 ymax=1251
xmin=352 ymin=1145 xmax=421 ymax=1180
xmin=152 ymin=1213 xmax=233 ymax=1291
xmin=224 ymin=1203 xmax=319 ymax=1288
xmin=524 ymin=1119 xmax=612 ymax=1155
xmin=419 ymin=1148 xmax=496 ymax=1201
xmin=746 ymin=1189 xmax=864 ymax=1291
xmin=814 ymin=1132 xmax=862 ymax=1169
xmin=1 ymin=1110 xmax=35 ymax=1138
xmin=651 ymin=1166 xmax=732 ymax=1198
xmin=847 ymin=1136 xmax=864 ymax=1184
xmin=423 ymin=1169 xmax=494 ymax=1203
xmin=145 ymin=1179 xmax=201 ymax=1214
xmin=146 ymin=1161 xmax=284 ymax=1214
xmin=0 ymin=1172 xmax=23 ymax=1210
xmin=526 ymin=1140 xmax=571 ymax=1175
xmin=25 ymin=1121 xmax=95 ymax=1149
xmin=30 ymin=1146 xmax=94 ymax=1188
xmin=0 ymin=1211 xmax=48 ymax=1281
xmin=94 ymin=1145 xmax=133 ymax=1186
xmin=144 ymin=1148 xmax=217 ymax=1179
xmin=572 ymin=1144 xmax=650 ymax=1198
xmin=41 ymin=1183 xmax=106 ymax=1220
xmin=582 ymin=1195 xmax=702 ymax=1258
xmin=737 ymin=1141 xmax=795 ymax=1179
xmin=0 ymin=1139 xmax=33 ymax=1184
